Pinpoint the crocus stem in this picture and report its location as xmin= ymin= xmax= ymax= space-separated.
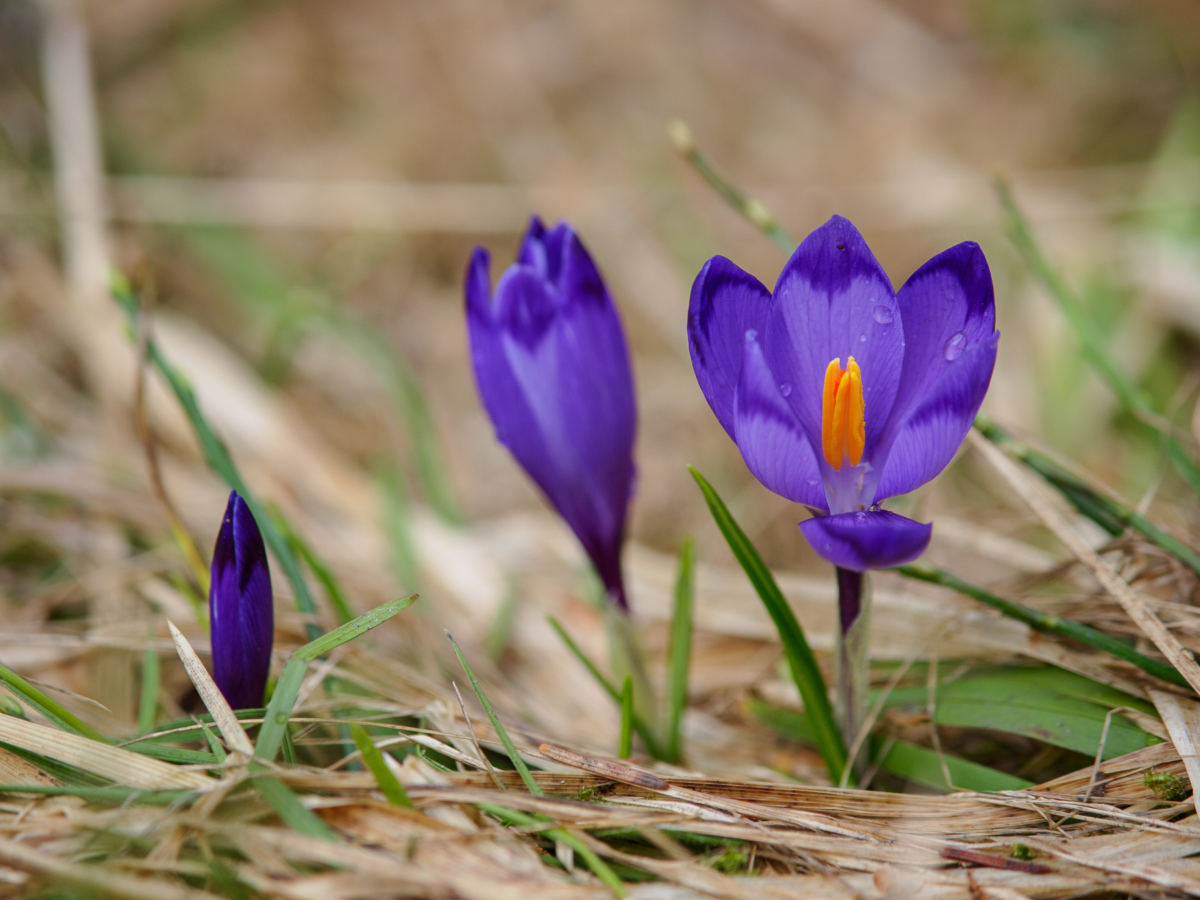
xmin=835 ymin=567 xmax=870 ymax=762
xmin=606 ymin=605 xmax=658 ymax=749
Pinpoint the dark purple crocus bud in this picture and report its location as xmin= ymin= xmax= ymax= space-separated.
xmin=209 ymin=490 xmax=273 ymax=709
xmin=466 ymin=217 xmax=637 ymax=610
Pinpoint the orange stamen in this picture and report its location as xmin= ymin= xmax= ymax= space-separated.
xmin=820 ymin=356 xmax=865 ymax=470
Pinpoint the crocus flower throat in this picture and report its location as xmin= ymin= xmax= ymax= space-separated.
xmin=820 ymin=356 xmax=865 ymax=472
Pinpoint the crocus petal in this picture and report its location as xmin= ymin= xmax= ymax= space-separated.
xmin=465 ymin=227 xmax=636 ymax=608
xmin=798 ymin=509 xmax=932 ymax=571
xmin=875 ymin=332 xmax=999 ymax=499
xmin=881 ymin=241 xmax=996 ymax=446
xmin=764 ymin=216 xmax=904 ymax=465
xmin=687 ymin=256 xmax=773 ymax=440
xmin=209 ymin=491 xmax=273 ymax=710
xmin=733 ymin=335 xmax=827 ymax=508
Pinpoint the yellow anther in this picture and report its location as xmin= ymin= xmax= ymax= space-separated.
xmin=820 ymin=356 xmax=865 ymax=470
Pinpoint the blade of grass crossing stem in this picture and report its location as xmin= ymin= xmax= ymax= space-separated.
xmin=112 ymin=274 xmax=322 ymax=639
xmin=447 ymin=632 xmax=542 ymax=796
xmin=994 ymin=180 xmax=1200 ymax=496
xmin=349 ymin=724 xmax=413 ymax=807
xmin=256 ymin=595 xmax=418 ymax=761
xmin=0 ymin=660 xmax=108 ymax=742
xmin=137 ymin=630 xmax=160 ymax=735
xmin=689 ymin=467 xmax=847 ymax=781
xmin=619 ymin=675 xmax=634 ymax=760
xmin=546 ymin=616 xmax=666 ymax=759
xmin=897 ymin=563 xmax=1186 ymax=687
xmin=665 ymin=539 xmax=695 ymax=764
xmin=477 ymin=802 xmax=627 ymax=897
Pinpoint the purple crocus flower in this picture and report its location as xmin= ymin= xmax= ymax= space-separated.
xmin=209 ymin=490 xmax=273 ymax=709
xmin=688 ymin=215 xmax=998 ymax=572
xmin=466 ymin=217 xmax=637 ymax=610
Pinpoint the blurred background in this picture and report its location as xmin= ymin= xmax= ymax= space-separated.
xmin=0 ymin=0 xmax=1198 ymax=753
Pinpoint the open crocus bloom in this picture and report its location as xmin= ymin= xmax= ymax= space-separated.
xmin=466 ymin=217 xmax=637 ymax=609
xmin=688 ymin=215 xmax=998 ymax=571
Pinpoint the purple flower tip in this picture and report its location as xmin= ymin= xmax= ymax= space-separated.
xmin=209 ymin=490 xmax=273 ymax=709
xmin=688 ymin=215 xmax=998 ymax=570
xmin=466 ymin=217 xmax=637 ymax=610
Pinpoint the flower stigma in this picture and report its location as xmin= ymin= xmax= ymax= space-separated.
xmin=820 ymin=356 xmax=865 ymax=470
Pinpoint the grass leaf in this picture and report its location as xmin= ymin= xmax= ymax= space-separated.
xmin=665 ymin=538 xmax=696 ymax=764
xmin=689 ymin=467 xmax=847 ymax=782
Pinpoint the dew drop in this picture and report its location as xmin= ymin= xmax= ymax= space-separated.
xmin=779 ymin=382 xmax=793 ymax=398
xmin=943 ymin=330 xmax=966 ymax=361
xmin=858 ymin=333 xmax=867 ymax=343
xmin=872 ymin=304 xmax=894 ymax=325
xmin=744 ymin=328 xmax=758 ymax=342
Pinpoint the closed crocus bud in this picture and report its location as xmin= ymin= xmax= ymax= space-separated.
xmin=209 ymin=490 xmax=273 ymax=709
xmin=466 ymin=217 xmax=637 ymax=610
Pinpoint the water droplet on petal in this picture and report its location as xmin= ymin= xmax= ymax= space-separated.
xmin=943 ymin=330 xmax=966 ymax=361
xmin=744 ymin=328 xmax=757 ymax=343
xmin=858 ymin=333 xmax=867 ymax=342
xmin=779 ymin=382 xmax=793 ymax=397
xmin=872 ymin=304 xmax=894 ymax=325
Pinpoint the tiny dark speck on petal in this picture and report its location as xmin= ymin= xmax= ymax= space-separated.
xmin=835 ymin=244 xmax=846 ymax=251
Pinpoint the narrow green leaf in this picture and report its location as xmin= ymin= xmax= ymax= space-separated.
xmin=897 ymin=563 xmax=1186 ymax=687
xmin=975 ymin=416 xmax=1200 ymax=578
xmin=349 ymin=724 xmax=412 ymax=808
xmin=0 ymin=660 xmax=108 ymax=743
xmin=447 ymin=632 xmax=542 ymax=797
xmin=252 ymin=773 xmax=338 ymax=840
xmin=994 ymin=179 xmax=1200 ymax=496
xmin=137 ymin=630 xmax=160 ymax=736
xmin=255 ymin=657 xmax=308 ymax=763
xmin=294 ymin=594 xmax=418 ymax=661
xmin=664 ymin=539 xmax=695 ymax=764
xmin=275 ymin=509 xmax=355 ymax=625
xmin=255 ymin=595 xmax=416 ymax=762
xmin=112 ymin=274 xmax=322 ymax=640
xmin=546 ymin=616 xmax=666 ymax=760
xmin=477 ymin=802 xmax=627 ymax=897
xmin=619 ymin=675 xmax=634 ymax=760
xmin=875 ymin=740 xmax=1033 ymax=793
xmin=749 ymin=698 xmax=1033 ymax=792
xmin=689 ymin=467 xmax=847 ymax=783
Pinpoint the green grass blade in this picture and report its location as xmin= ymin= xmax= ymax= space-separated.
xmin=136 ymin=632 xmax=161 ymax=736
xmin=976 ymin=416 xmax=1200 ymax=577
xmin=0 ymin=660 xmax=108 ymax=742
xmin=255 ymin=658 xmax=307 ymax=763
xmin=546 ymin=616 xmax=666 ymax=760
xmin=274 ymin=508 xmax=355 ymax=624
xmin=994 ymin=179 xmax=1200 ymax=496
xmin=252 ymin=773 xmax=339 ymax=840
xmin=883 ymin=668 xmax=1159 ymax=759
xmin=689 ymin=467 xmax=847 ymax=782
xmin=664 ymin=539 xmax=695 ymax=764
xmin=256 ymin=595 xmax=417 ymax=761
xmin=750 ymin=699 xmax=1033 ymax=792
xmin=897 ymin=563 xmax=1186 ymax=687
xmin=447 ymin=632 xmax=542 ymax=796
xmin=619 ymin=675 xmax=634 ymax=760
xmin=349 ymin=723 xmax=413 ymax=807
xmin=668 ymin=120 xmax=796 ymax=253
xmin=294 ymin=594 xmax=417 ymax=661
xmin=477 ymin=802 xmax=627 ymax=897
xmin=112 ymin=274 xmax=323 ymax=640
